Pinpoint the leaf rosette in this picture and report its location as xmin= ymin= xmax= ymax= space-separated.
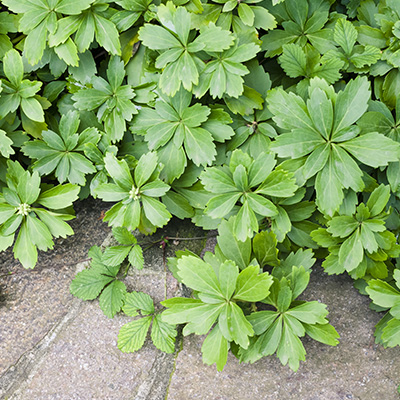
xmin=0 ymin=160 xmax=79 ymax=268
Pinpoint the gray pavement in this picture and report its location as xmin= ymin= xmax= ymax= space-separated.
xmin=1 ymin=199 xmax=400 ymax=400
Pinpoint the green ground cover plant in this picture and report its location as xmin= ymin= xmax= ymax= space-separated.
xmin=1 ymin=0 xmax=400 ymax=376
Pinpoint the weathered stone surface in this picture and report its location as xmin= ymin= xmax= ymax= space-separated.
xmin=8 ymin=301 xmax=159 ymax=400
xmin=0 ymin=198 xmax=111 ymax=376
xmin=167 ymin=267 xmax=400 ymax=400
xmin=0 ymin=212 xmax=207 ymax=400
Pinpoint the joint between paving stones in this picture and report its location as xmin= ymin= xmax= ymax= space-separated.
xmin=0 ymin=233 xmax=116 ymax=400
xmin=0 ymin=295 xmax=85 ymax=399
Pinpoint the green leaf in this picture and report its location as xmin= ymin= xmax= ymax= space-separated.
xmin=205 ymin=192 xmax=241 ymax=219
xmin=139 ymin=25 xmax=181 ymax=51
xmin=151 ymin=314 xmax=177 ymax=353
xmin=177 ymin=255 xmax=223 ymax=297
xmin=103 ymin=245 xmax=132 ymax=266
xmin=184 ymin=127 xmax=216 ymax=166
xmin=287 ymin=302 xmax=328 ymax=324
xmin=217 ymin=217 xmax=251 ymax=270
xmin=135 ymin=152 xmax=158 ymax=188
xmin=182 ymin=303 xmax=225 ymax=335
xmin=128 ymin=245 xmax=144 ymax=270
xmin=37 ymin=184 xmax=80 ymax=209
xmin=70 ymin=269 xmax=114 ymax=300
xmin=34 ymin=209 xmax=74 ymax=239
xmin=141 ymin=195 xmax=171 ymax=227
xmin=99 ymin=280 xmax=127 ymax=318
xmin=253 ymin=231 xmax=280 ymax=268
xmin=351 ymin=45 xmax=381 ymax=68
xmin=366 ymin=184 xmax=390 ymax=217
xmin=201 ymin=168 xmax=237 ymax=193
xmin=118 ymin=316 xmax=152 ymax=352
xmin=195 ymin=24 xmax=234 ymax=52
xmin=270 ymin=130 xmax=324 ymax=159
xmin=104 ymin=153 xmax=133 ymax=191
xmin=327 ymin=216 xmax=358 ymax=238
xmin=23 ymin=21 xmax=47 ymax=65
xmin=331 ymin=144 xmax=364 ymax=192
xmin=366 ymin=280 xmax=400 ymax=309
xmin=234 ymin=265 xmax=272 ymax=302
xmin=338 ymin=229 xmax=363 ymax=272
xmin=333 ymin=76 xmax=370 ymax=133
xmin=219 ymin=260 xmax=239 ymax=300
xmin=234 ymin=200 xmax=258 ymax=241
xmin=276 ymin=322 xmax=306 ymax=371
xmin=315 ymin=157 xmax=344 ymax=217
xmin=238 ymin=3 xmax=254 ymax=26
xmin=21 ymin=97 xmax=44 ymax=123
xmin=201 ymin=324 xmax=229 ymax=372
xmin=279 ymin=44 xmax=306 ymax=78
xmin=256 ymin=169 xmax=297 ymax=198
xmin=267 ymin=88 xmax=317 ymax=133
xmin=304 ymin=323 xmax=340 ymax=346
xmin=302 ymin=143 xmax=330 ymax=181
xmin=13 ymin=222 xmax=38 ymax=269
xmin=381 ymin=318 xmax=400 ymax=347
xmin=340 ymin=133 xmax=400 ymax=168
xmin=26 ymin=215 xmax=53 ymax=251
xmin=219 ymin=302 xmax=254 ymax=348
xmin=253 ymin=6 xmax=276 ymax=30
xmin=247 ymin=310 xmax=278 ymax=335
xmin=0 ymin=130 xmax=14 ymax=158
xmin=54 ymin=38 xmax=79 ymax=66
xmin=123 ymin=291 xmax=155 ymax=316
xmin=3 ymin=49 xmax=23 ymax=87
xmin=334 ymin=18 xmax=357 ymax=55
xmin=94 ymin=14 xmax=121 ymax=55
xmin=112 ymin=226 xmax=136 ymax=245
xmin=277 ymin=285 xmax=292 ymax=313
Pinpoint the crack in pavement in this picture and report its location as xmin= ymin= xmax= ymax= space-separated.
xmin=0 ymin=295 xmax=85 ymax=399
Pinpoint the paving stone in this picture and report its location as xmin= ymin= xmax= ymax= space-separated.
xmin=167 ymin=267 xmax=400 ymax=400
xmin=0 ymin=213 xmax=207 ymax=400
xmin=0 ymin=198 xmax=111 ymax=376
xmin=9 ymin=302 xmax=159 ymax=400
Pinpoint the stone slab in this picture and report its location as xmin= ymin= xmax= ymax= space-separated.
xmin=0 ymin=212 xmax=208 ymax=400
xmin=8 ymin=301 xmax=159 ymax=400
xmin=0 ymin=198 xmax=111 ymax=377
xmin=167 ymin=267 xmax=400 ymax=400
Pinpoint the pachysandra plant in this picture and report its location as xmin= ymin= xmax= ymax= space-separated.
xmin=72 ymin=56 xmax=137 ymax=143
xmin=139 ymin=2 xmax=236 ymax=96
xmin=261 ymin=0 xmax=335 ymax=58
xmin=0 ymin=50 xmax=47 ymax=132
xmin=2 ymin=0 xmax=96 ymax=65
xmin=0 ymin=160 xmax=79 ymax=268
xmin=22 ymin=110 xmax=99 ymax=185
xmin=162 ymin=230 xmax=338 ymax=371
xmin=130 ymin=87 xmax=235 ymax=182
xmin=311 ymin=185 xmax=400 ymax=280
xmin=161 ymin=253 xmax=274 ymax=371
xmin=268 ymin=76 xmax=400 ymax=217
xmin=95 ymin=152 xmax=171 ymax=234
xmin=201 ymin=149 xmax=298 ymax=241
xmin=239 ymin=265 xmax=339 ymax=371
xmin=3 ymin=0 xmax=400 ymax=382
xmin=70 ymin=245 xmax=128 ymax=318
xmin=118 ymin=291 xmax=177 ymax=354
